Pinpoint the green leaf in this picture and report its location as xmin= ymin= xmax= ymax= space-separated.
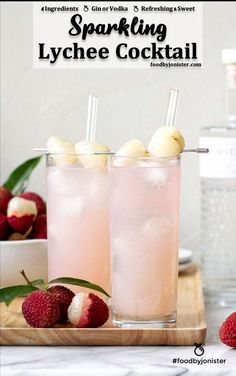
xmin=3 ymin=156 xmax=42 ymax=195
xmin=31 ymin=279 xmax=45 ymax=287
xmin=48 ymin=277 xmax=111 ymax=298
xmin=0 ymin=285 xmax=38 ymax=306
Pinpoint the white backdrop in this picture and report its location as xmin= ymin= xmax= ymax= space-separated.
xmin=1 ymin=2 xmax=236 ymax=255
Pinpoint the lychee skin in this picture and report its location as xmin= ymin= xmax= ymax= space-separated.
xmin=0 ymin=213 xmax=10 ymax=240
xmin=19 ymin=192 xmax=46 ymax=215
xmin=0 ymin=187 xmax=13 ymax=214
xmin=219 ymin=311 xmax=236 ymax=348
xmin=8 ymin=214 xmax=35 ymax=233
xmin=48 ymin=285 xmax=75 ymax=323
xmin=84 ymin=293 xmax=109 ymax=328
xmin=68 ymin=292 xmax=109 ymax=328
xmin=31 ymin=214 xmax=47 ymax=239
xmin=22 ymin=290 xmax=60 ymax=328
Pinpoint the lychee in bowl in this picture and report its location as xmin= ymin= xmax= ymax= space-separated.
xmin=0 ymin=239 xmax=48 ymax=287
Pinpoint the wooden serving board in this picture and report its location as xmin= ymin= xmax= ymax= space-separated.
xmin=0 ymin=265 xmax=206 ymax=346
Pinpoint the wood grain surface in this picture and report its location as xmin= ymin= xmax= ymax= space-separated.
xmin=0 ymin=265 xmax=206 ymax=346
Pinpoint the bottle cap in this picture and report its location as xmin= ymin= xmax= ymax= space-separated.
xmin=222 ymin=49 xmax=236 ymax=65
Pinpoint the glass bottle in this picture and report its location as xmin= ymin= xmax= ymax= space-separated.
xmin=199 ymin=49 xmax=236 ymax=306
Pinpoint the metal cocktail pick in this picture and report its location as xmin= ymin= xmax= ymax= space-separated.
xmin=33 ymin=148 xmax=209 ymax=154
xmin=183 ymin=148 xmax=209 ymax=153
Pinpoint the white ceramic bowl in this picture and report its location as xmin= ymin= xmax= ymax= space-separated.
xmin=0 ymin=239 xmax=48 ymax=287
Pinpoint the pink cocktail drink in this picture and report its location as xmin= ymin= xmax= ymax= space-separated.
xmin=46 ymin=154 xmax=110 ymax=295
xmin=109 ymin=156 xmax=180 ymax=327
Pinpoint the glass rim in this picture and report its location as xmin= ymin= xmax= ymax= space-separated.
xmin=46 ymin=152 xmax=115 ymax=157
xmin=46 ymin=152 xmax=180 ymax=161
xmin=110 ymin=155 xmax=181 ymax=161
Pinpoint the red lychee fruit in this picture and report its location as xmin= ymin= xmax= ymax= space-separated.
xmin=219 ymin=311 xmax=236 ymax=348
xmin=68 ymin=292 xmax=109 ymax=328
xmin=0 ymin=213 xmax=10 ymax=240
xmin=22 ymin=290 xmax=60 ymax=328
xmin=0 ymin=187 xmax=13 ymax=214
xmin=31 ymin=214 xmax=47 ymax=239
xmin=19 ymin=192 xmax=46 ymax=215
xmin=7 ymin=197 xmax=37 ymax=233
xmin=48 ymin=285 xmax=75 ymax=323
xmin=8 ymin=232 xmax=25 ymax=241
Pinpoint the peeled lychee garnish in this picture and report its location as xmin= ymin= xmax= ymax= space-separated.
xmin=7 ymin=197 xmax=37 ymax=233
xmin=22 ymin=290 xmax=60 ymax=328
xmin=19 ymin=192 xmax=46 ymax=215
xmin=31 ymin=214 xmax=47 ymax=239
xmin=68 ymin=292 xmax=109 ymax=328
xmin=219 ymin=311 xmax=236 ymax=348
xmin=0 ymin=213 xmax=10 ymax=240
xmin=48 ymin=285 xmax=75 ymax=323
xmin=0 ymin=186 xmax=13 ymax=214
